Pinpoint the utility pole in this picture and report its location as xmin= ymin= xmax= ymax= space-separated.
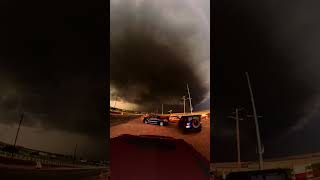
xmin=181 ymin=96 xmax=186 ymax=114
xmin=12 ymin=112 xmax=24 ymax=156
xmin=186 ymin=84 xmax=193 ymax=114
xmin=162 ymin=104 xmax=164 ymax=115
xmin=113 ymin=97 xmax=118 ymax=109
xmin=245 ymin=72 xmax=264 ymax=170
xmin=73 ymin=143 xmax=78 ymax=165
xmin=228 ymin=108 xmax=244 ymax=169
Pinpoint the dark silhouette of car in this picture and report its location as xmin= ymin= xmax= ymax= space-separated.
xmin=143 ymin=114 xmax=169 ymax=126
xmin=178 ymin=115 xmax=202 ymax=133
xmin=226 ymin=169 xmax=291 ymax=180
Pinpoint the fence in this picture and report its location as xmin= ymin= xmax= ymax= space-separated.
xmin=0 ymin=150 xmax=96 ymax=168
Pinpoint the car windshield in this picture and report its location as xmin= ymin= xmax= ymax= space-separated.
xmin=193 ymin=116 xmax=200 ymax=120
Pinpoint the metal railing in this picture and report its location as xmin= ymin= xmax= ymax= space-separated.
xmin=0 ymin=150 xmax=101 ymax=168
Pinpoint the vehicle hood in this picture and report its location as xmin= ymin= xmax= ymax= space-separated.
xmin=110 ymin=134 xmax=209 ymax=180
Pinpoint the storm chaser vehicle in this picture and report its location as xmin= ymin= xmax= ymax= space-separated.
xmin=143 ymin=114 xmax=169 ymax=126
xmin=178 ymin=115 xmax=202 ymax=133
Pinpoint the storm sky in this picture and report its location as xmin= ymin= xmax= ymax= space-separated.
xmin=0 ymin=0 xmax=107 ymax=160
xmin=213 ymin=0 xmax=320 ymax=162
xmin=110 ymin=0 xmax=210 ymax=112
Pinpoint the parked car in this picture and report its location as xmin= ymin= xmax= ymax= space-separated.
xmin=143 ymin=114 xmax=169 ymax=126
xmin=201 ymin=113 xmax=210 ymax=120
xmin=169 ymin=115 xmax=181 ymax=123
xmin=178 ymin=115 xmax=202 ymax=133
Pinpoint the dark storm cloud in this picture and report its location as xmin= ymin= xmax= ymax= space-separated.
xmin=110 ymin=0 xmax=209 ymax=111
xmin=0 ymin=56 xmax=106 ymax=138
xmin=0 ymin=0 xmax=107 ymax=138
xmin=213 ymin=0 xmax=320 ymax=162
